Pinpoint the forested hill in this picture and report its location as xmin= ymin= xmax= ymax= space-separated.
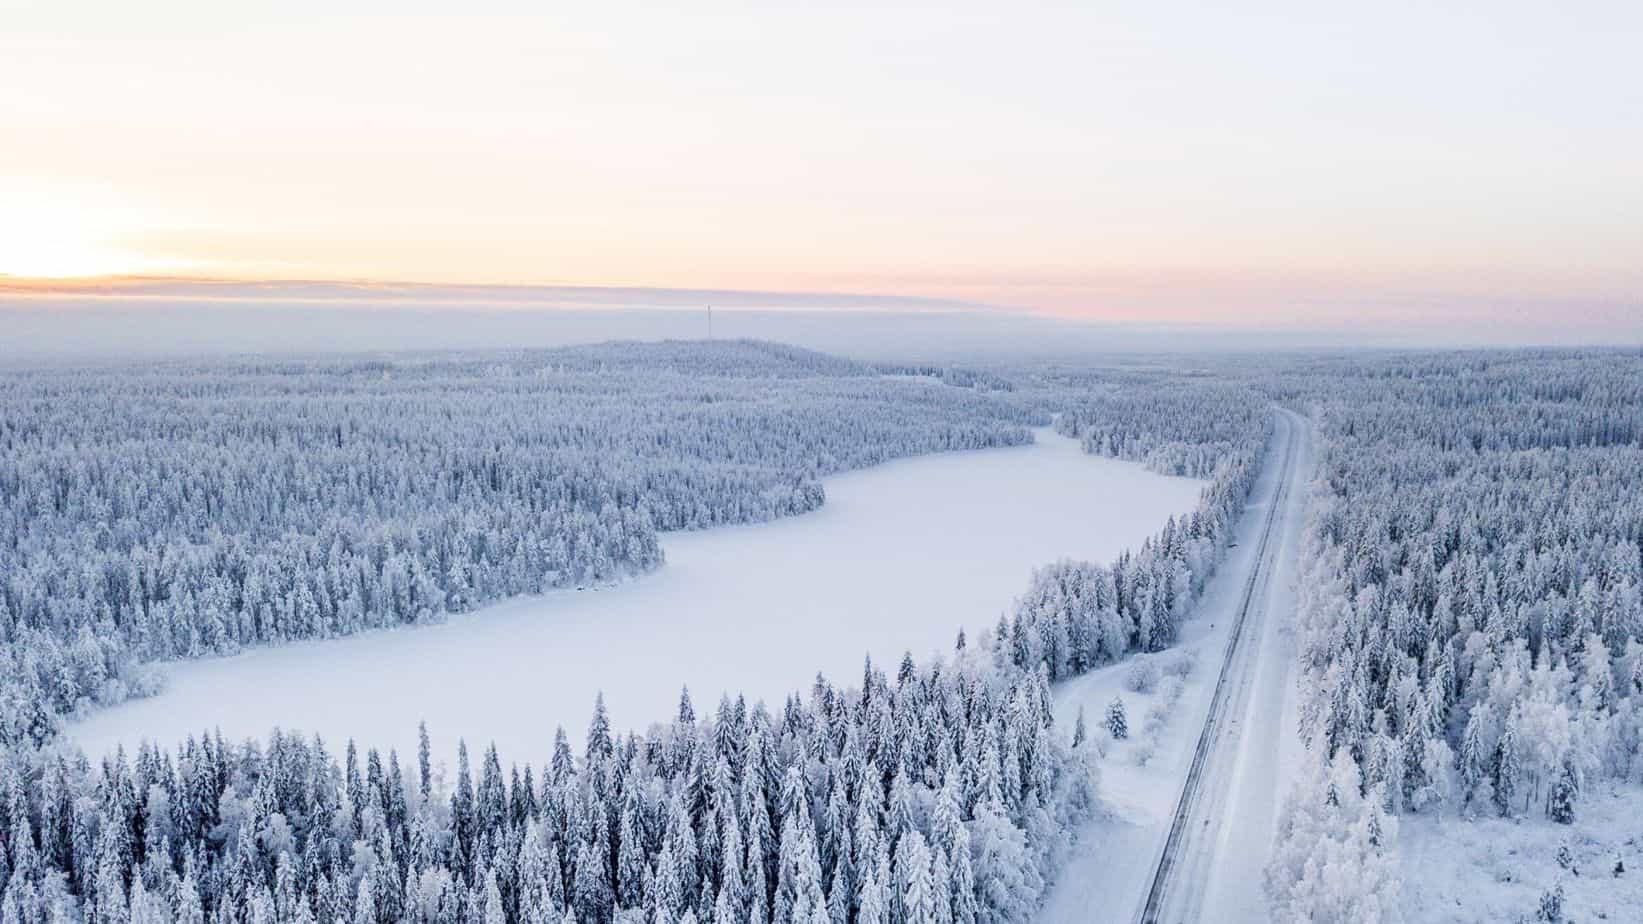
xmin=0 ymin=341 xmax=1040 ymax=746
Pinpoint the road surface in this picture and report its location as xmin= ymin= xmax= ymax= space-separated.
xmin=1038 ymin=408 xmax=1312 ymax=924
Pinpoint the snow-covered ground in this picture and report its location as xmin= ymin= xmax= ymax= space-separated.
xmin=1039 ymin=410 xmax=1312 ymax=924
xmin=1398 ymin=781 xmax=1643 ymax=923
xmin=69 ymin=428 xmax=1201 ymax=768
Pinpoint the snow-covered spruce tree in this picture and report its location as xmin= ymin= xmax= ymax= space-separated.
xmin=1536 ymin=881 xmax=1565 ymax=923
xmin=0 ymin=635 xmax=1099 ymax=924
xmin=1547 ymin=761 xmax=1578 ymax=825
xmin=1105 ymin=698 xmax=1128 ymax=741
xmin=1264 ymin=750 xmax=1402 ymax=923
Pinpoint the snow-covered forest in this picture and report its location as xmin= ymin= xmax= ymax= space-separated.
xmin=1001 ymin=381 xmax=1269 ymax=678
xmin=4 ymin=343 xmax=1640 ymax=924
xmin=1053 ymin=377 xmax=1269 ymax=479
xmin=0 ymin=341 xmax=1042 ymax=746
xmin=0 ymin=344 xmax=1266 ymax=924
xmin=1265 ymin=351 xmax=1643 ymax=921
xmin=0 ymin=650 xmax=1091 ymax=924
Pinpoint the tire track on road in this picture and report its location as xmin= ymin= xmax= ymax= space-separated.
xmin=1137 ymin=409 xmax=1299 ymax=924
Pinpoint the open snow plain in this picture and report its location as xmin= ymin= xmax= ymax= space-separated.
xmin=70 ymin=428 xmax=1201 ymax=767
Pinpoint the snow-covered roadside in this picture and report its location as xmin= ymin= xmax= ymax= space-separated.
xmin=1037 ymin=410 xmax=1311 ymax=923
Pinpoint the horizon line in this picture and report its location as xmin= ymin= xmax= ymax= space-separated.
xmin=0 ymin=272 xmax=1018 ymax=314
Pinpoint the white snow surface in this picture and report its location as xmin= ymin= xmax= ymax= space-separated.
xmin=69 ymin=428 xmax=1201 ymax=769
xmin=1399 ymin=781 xmax=1643 ymax=923
xmin=1039 ymin=410 xmax=1312 ymax=924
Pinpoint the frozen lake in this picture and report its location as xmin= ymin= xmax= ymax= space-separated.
xmin=70 ymin=428 xmax=1202 ymax=767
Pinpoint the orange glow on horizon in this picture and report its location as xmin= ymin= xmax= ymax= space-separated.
xmin=3 ymin=3 xmax=1638 ymax=339
xmin=0 ymin=186 xmax=195 ymax=280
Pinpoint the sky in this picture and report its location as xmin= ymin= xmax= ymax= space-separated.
xmin=2 ymin=0 xmax=1640 ymax=341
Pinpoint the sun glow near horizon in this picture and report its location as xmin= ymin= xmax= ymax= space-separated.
xmin=0 ymin=183 xmax=198 ymax=280
xmin=3 ymin=2 xmax=1640 ymax=335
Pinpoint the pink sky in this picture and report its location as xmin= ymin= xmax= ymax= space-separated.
xmin=3 ymin=2 xmax=1639 ymax=336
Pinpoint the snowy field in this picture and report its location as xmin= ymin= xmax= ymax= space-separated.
xmin=69 ymin=428 xmax=1201 ymax=767
xmin=1398 ymin=781 xmax=1643 ymax=923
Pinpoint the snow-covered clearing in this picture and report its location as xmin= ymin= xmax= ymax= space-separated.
xmin=1039 ymin=410 xmax=1312 ymax=924
xmin=1399 ymin=781 xmax=1643 ymax=923
xmin=69 ymin=428 xmax=1201 ymax=768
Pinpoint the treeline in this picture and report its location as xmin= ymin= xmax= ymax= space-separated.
xmin=0 ymin=651 xmax=1092 ymax=924
xmin=1267 ymin=350 xmax=1643 ymax=919
xmin=868 ymin=366 xmax=1015 ymax=394
xmin=1053 ymin=377 xmax=1269 ymax=479
xmin=0 ymin=341 xmax=1041 ymax=745
xmin=1001 ymin=379 xmax=1270 ymax=681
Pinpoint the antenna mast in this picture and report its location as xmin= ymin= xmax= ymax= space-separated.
xmin=707 ymin=304 xmax=713 ymax=340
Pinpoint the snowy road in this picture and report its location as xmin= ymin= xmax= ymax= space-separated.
xmin=1039 ymin=409 xmax=1312 ymax=924
xmin=1139 ymin=408 xmax=1306 ymax=923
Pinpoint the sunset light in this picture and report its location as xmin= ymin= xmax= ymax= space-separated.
xmin=2 ymin=6 xmax=1641 ymax=924
xmin=0 ymin=186 xmax=187 ymax=279
xmin=2 ymin=2 xmax=1637 ymax=338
